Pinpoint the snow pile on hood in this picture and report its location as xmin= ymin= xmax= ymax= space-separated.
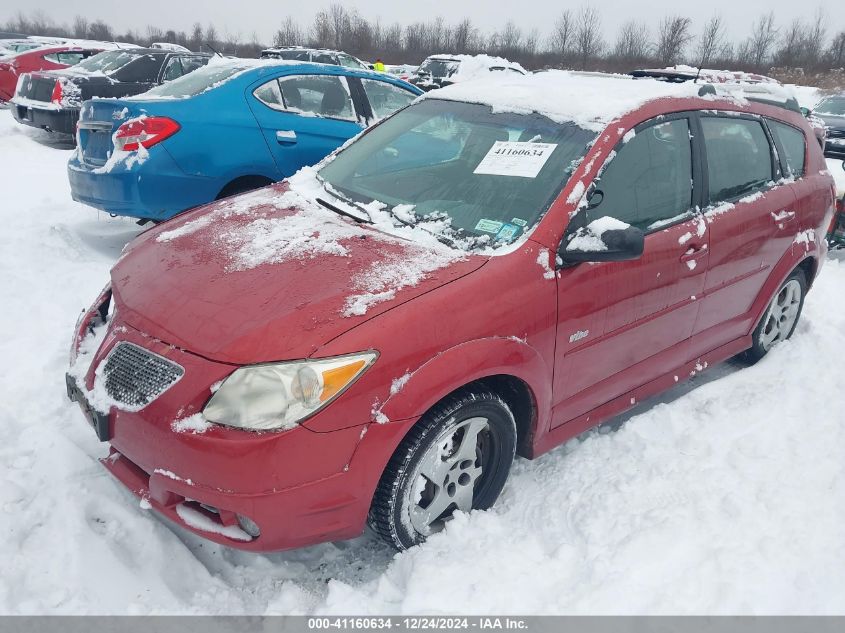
xmin=154 ymin=166 xmax=466 ymax=314
xmin=427 ymin=71 xmax=742 ymax=132
xmin=343 ymin=246 xmax=459 ymax=316
xmin=440 ymin=54 xmax=527 ymax=82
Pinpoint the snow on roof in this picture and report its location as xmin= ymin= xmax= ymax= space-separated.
xmin=424 ymin=53 xmax=526 ymax=81
xmin=634 ymin=65 xmax=780 ymax=85
xmin=424 ymin=70 xmax=719 ymax=132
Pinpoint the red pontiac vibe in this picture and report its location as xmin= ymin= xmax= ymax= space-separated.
xmin=0 ymin=45 xmax=103 ymax=104
xmin=67 ymin=72 xmax=836 ymax=551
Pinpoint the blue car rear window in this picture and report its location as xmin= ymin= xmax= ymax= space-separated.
xmin=141 ymin=63 xmax=252 ymax=98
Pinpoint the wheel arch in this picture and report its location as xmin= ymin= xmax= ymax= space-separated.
xmin=749 ymin=251 xmax=816 ymax=334
xmin=377 ymin=337 xmax=551 ymax=459
xmin=215 ymin=174 xmax=275 ymax=200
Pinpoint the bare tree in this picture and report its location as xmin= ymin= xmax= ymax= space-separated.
xmin=452 ymin=18 xmax=475 ymax=52
xmin=747 ymin=12 xmax=778 ymax=69
xmin=72 ymin=16 xmax=89 ymax=39
xmin=802 ymin=8 xmax=827 ymax=69
xmin=614 ymin=20 xmax=650 ymax=62
xmin=829 ymin=30 xmax=845 ymax=67
xmin=274 ymin=17 xmax=303 ymax=48
xmin=574 ymin=6 xmax=603 ymax=69
xmin=496 ymin=21 xmax=522 ymax=54
xmin=550 ymin=10 xmax=574 ymax=61
xmin=88 ymin=20 xmax=113 ymax=42
xmin=189 ymin=23 xmax=203 ymax=50
xmin=695 ymin=14 xmax=725 ymax=68
xmin=776 ymin=18 xmax=806 ymax=67
xmin=655 ymin=15 xmax=693 ymax=65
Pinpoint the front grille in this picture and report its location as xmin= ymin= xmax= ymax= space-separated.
xmin=827 ymin=128 xmax=845 ymax=139
xmin=102 ymin=342 xmax=184 ymax=408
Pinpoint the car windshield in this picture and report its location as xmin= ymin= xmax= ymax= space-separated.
xmin=67 ymin=51 xmax=145 ymax=75
xmin=139 ymin=63 xmax=250 ymax=98
xmin=418 ymin=59 xmax=458 ymax=78
xmin=266 ymin=50 xmax=310 ymax=61
xmin=815 ymin=97 xmax=845 ymax=116
xmin=318 ymin=99 xmax=596 ymax=250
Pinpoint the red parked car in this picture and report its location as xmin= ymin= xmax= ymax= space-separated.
xmin=67 ymin=72 xmax=836 ymax=552
xmin=0 ymin=44 xmax=105 ymax=104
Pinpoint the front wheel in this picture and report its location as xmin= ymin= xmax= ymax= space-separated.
xmin=742 ymin=268 xmax=807 ymax=364
xmin=368 ymin=389 xmax=517 ymax=550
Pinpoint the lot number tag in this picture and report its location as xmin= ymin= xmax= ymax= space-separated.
xmin=473 ymin=141 xmax=558 ymax=178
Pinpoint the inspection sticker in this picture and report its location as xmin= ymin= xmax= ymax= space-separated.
xmin=475 ymin=219 xmax=504 ymax=234
xmin=473 ymin=141 xmax=558 ymax=178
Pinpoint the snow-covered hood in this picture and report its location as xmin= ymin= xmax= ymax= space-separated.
xmin=111 ymin=180 xmax=486 ymax=365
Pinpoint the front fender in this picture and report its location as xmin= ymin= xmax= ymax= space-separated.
xmin=378 ymin=336 xmax=552 ymax=432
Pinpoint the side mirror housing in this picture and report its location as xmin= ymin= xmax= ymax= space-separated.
xmin=559 ymin=218 xmax=645 ymax=264
xmin=800 ymin=106 xmax=811 ymax=117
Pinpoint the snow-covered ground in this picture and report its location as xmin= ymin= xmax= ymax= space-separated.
xmin=0 ymin=109 xmax=844 ymax=615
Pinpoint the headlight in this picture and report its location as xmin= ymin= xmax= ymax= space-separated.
xmin=203 ymin=352 xmax=377 ymax=431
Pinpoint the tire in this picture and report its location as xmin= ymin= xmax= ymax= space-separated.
xmin=368 ymin=388 xmax=517 ymax=551
xmin=742 ymin=268 xmax=807 ymax=364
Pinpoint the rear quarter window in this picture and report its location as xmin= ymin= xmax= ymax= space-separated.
xmin=768 ymin=119 xmax=806 ymax=178
xmin=701 ymin=117 xmax=774 ymax=203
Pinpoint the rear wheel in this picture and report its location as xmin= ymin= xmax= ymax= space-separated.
xmin=743 ymin=269 xmax=806 ymax=364
xmin=369 ymin=389 xmax=517 ymax=550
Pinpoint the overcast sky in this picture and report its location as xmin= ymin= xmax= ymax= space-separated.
xmin=8 ymin=0 xmax=842 ymax=46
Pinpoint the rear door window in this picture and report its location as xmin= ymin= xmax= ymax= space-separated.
xmin=586 ymin=118 xmax=694 ymax=231
xmin=360 ymin=78 xmax=417 ymax=119
xmin=701 ymin=117 xmax=774 ymax=202
xmin=180 ymin=56 xmax=208 ymax=75
xmin=276 ymin=74 xmax=355 ymax=120
xmin=768 ymin=119 xmax=806 ymax=177
xmin=113 ymin=54 xmax=164 ymax=82
xmin=161 ymin=57 xmax=183 ymax=82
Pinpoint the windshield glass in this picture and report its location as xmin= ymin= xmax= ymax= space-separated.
xmin=418 ymin=59 xmax=458 ymax=78
xmin=318 ymin=99 xmax=596 ymax=250
xmin=816 ymin=97 xmax=845 ymax=116
xmin=139 ymin=63 xmax=249 ymax=98
xmin=67 ymin=51 xmax=144 ymax=75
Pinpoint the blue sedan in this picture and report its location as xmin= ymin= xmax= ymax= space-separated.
xmin=68 ymin=60 xmax=422 ymax=222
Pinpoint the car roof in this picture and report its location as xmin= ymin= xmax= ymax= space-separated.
xmin=422 ymin=70 xmax=800 ymax=132
xmin=163 ymin=58 xmax=422 ymax=94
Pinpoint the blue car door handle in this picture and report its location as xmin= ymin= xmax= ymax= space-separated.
xmin=276 ymin=130 xmax=297 ymax=145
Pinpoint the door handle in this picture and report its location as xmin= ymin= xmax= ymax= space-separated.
xmin=276 ymin=130 xmax=297 ymax=144
xmin=771 ymin=210 xmax=796 ymax=226
xmin=680 ymin=244 xmax=708 ymax=269
xmin=680 ymin=244 xmax=708 ymax=261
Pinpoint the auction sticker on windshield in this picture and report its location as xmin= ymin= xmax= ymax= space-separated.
xmin=473 ymin=141 xmax=558 ymax=178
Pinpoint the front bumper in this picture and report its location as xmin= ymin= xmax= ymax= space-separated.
xmin=68 ymin=316 xmax=405 ymax=551
xmin=11 ymin=101 xmax=77 ymax=134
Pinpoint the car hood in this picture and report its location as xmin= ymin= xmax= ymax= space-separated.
xmin=818 ymin=113 xmax=845 ymax=130
xmin=112 ymin=183 xmax=487 ymax=365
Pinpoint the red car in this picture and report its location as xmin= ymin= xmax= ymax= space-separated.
xmin=67 ymin=72 xmax=836 ymax=552
xmin=0 ymin=44 xmax=104 ymax=104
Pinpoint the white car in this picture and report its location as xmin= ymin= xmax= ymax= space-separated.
xmin=409 ymin=54 xmax=526 ymax=91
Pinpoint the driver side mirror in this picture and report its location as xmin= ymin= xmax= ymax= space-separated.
xmin=559 ymin=217 xmax=645 ymax=264
xmin=800 ymin=107 xmax=811 ymax=117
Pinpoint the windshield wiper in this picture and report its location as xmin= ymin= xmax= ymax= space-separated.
xmin=316 ymin=197 xmax=372 ymax=224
